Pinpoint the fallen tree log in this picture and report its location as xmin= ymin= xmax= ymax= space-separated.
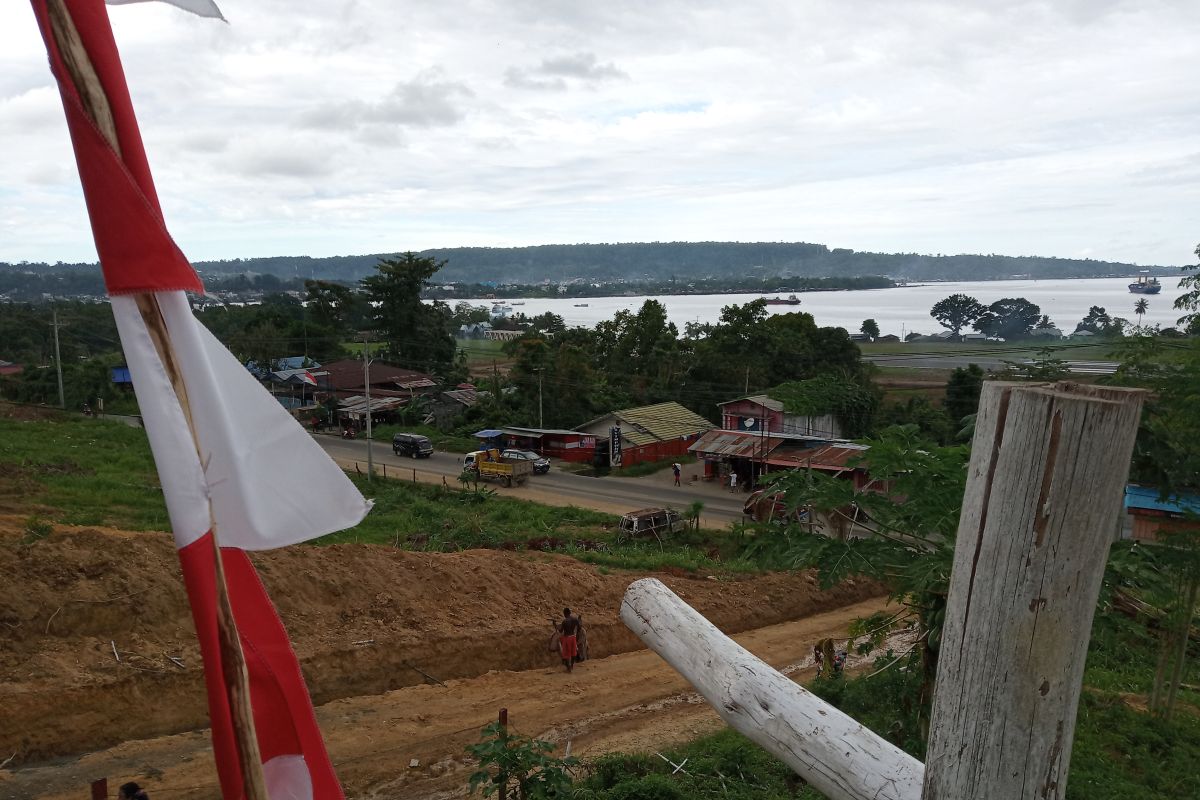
xmin=621 ymin=578 xmax=923 ymax=800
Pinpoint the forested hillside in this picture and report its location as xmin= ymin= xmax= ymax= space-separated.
xmin=1 ymin=241 xmax=1176 ymax=292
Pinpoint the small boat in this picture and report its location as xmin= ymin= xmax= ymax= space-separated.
xmin=762 ymin=294 xmax=801 ymax=306
xmin=511 ymin=301 xmax=525 ymax=306
xmin=1129 ymin=274 xmax=1162 ymax=295
xmin=573 ymin=303 xmax=589 ymax=307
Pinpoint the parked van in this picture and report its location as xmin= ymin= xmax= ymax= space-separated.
xmin=618 ymin=507 xmax=683 ymax=541
xmin=392 ymin=433 xmax=434 ymax=458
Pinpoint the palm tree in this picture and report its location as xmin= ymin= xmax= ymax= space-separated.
xmin=1134 ymin=298 xmax=1149 ymax=330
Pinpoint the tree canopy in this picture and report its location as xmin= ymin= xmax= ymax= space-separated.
xmin=930 ymin=294 xmax=986 ymax=337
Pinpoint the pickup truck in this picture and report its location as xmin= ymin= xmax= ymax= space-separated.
xmin=463 ymin=448 xmax=533 ymax=487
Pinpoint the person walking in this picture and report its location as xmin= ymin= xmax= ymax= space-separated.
xmin=556 ymin=607 xmax=582 ymax=672
xmin=728 ymin=471 xmax=738 ymax=493
xmin=672 ymin=462 xmax=681 ymax=486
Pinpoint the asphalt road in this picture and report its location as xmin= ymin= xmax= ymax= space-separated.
xmin=316 ymin=435 xmax=748 ymax=526
xmin=864 ymin=354 xmax=1118 ymax=374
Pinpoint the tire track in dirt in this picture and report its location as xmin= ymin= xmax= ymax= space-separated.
xmin=7 ymin=598 xmax=888 ymax=800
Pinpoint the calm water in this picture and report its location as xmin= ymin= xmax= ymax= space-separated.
xmin=460 ymin=277 xmax=1189 ymax=337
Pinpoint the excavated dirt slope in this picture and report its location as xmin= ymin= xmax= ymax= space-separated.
xmin=0 ymin=517 xmax=879 ymax=767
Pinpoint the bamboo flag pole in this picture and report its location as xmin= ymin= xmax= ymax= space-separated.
xmin=44 ymin=2 xmax=268 ymax=798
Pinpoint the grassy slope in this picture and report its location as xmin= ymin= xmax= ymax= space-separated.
xmin=0 ymin=413 xmax=760 ymax=574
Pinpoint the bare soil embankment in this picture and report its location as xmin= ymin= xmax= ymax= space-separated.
xmin=0 ymin=517 xmax=880 ymax=770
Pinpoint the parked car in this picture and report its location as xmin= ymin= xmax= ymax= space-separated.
xmin=501 ymin=448 xmax=551 ymax=474
xmin=392 ymin=432 xmax=434 ymax=458
xmin=618 ymin=507 xmax=683 ymax=541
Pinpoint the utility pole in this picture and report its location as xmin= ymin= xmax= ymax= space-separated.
xmin=537 ymin=368 xmax=544 ymax=429
xmin=361 ymin=333 xmax=374 ymax=481
xmin=744 ymin=365 xmax=750 ymax=396
xmin=50 ymin=308 xmax=66 ymax=409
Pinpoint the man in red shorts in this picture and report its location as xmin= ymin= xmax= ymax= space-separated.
xmin=558 ymin=608 xmax=581 ymax=672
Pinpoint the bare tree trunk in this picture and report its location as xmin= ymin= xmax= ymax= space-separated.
xmin=622 ymin=578 xmax=923 ymax=800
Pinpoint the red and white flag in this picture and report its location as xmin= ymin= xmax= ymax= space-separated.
xmin=30 ymin=2 xmax=370 ymax=797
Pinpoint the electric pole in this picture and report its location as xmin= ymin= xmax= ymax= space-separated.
xmin=50 ymin=309 xmax=66 ymax=409
xmin=537 ymin=368 xmax=544 ymax=429
xmin=361 ymin=332 xmax=374 ymax=481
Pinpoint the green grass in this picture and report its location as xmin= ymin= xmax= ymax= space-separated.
xmin=0 ymin=414 xmax=769 ymax=573
xmin=859 ymin=339 xmax=1122 ymax=360
xmin=0 ymin=414 xmax=170 ymax=530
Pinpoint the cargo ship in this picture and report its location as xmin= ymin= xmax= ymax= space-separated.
xmin=1129 ymin=274 xmax=1162 ymax=295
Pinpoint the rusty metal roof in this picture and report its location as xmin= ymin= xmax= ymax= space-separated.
xmin=765 ymin=443 xmax=869 ymax=471
xmin=688 ymin=429 xmax=784 ymax=458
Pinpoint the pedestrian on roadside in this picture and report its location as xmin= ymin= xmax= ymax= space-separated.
xmin=672 ymin=462 xmax=681 ymax=486
xmin=556 ymin=607 xmax=582 ymax=673
xmin=728 ymin=471 xmax=738 ymax=493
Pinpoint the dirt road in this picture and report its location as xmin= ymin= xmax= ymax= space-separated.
xmin=8 ymin=598 xmax=886 ymax=800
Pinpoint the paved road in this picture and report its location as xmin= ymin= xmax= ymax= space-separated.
xmin=864 ymin=354 xmax=1118 ymax=374
xmin=316 ymin=435 xmax=748 ymax=526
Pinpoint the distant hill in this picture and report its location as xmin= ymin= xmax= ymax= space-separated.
xmin=1 ymin=241 xmax=1179 ymax=293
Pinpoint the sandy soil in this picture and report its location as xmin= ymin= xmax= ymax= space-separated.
xmin=0 ymin=516 xmax=882 ymax=798
xmin=4 ymin=598 xmax=887 ymax=800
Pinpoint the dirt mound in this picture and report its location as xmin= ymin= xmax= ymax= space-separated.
xmin=0 ymin=517 xmax=878 ymax=766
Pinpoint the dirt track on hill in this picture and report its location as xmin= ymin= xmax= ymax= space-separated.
xmin=0 ymin=516 xmax=882 ymax=797
xmin=5 ymin=597 xmax=888 ymax=800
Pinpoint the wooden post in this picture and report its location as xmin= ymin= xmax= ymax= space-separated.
xmin=923 ymin=382 xmax=1144 ymax=800
xmin=89 ymin=778 xmax=107 ymax=800
xmin=621 ymin=578 xmax=923 ymax=800
xmin=497 ymin=708 xmax=509 ymax=800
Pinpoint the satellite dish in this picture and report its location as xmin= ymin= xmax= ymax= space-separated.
xmin=743 ymin=417 xmax=755 ymax=429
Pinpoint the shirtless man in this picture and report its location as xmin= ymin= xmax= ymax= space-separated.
xmin=557 ymin=608 xmax=582 ymax=672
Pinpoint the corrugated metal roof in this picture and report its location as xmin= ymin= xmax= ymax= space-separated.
xmin=766 ymin=444 xmax=869 ymax=471
xmin=503 ymin=426 xmax=586 ymax=437
xmin=688 ymin=429 xmax=784 ymax=458
xmin=614 ymin=402 xmax=714 ymax=445
xmin=719 ymin=394 xmax=784 ymax=412
xmin=1125 ymin=485 xmax=1200 ymax=515
xmin=336 ymin=395 xmax=407 ymax=416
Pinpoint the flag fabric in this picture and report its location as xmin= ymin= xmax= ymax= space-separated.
xmin=31 ymin=2 xmax=370 ymax=797
xmin=106 ymin=0 xmax=225 ymax=21
xmin=301 ymin=370 xmax=319 ymax=386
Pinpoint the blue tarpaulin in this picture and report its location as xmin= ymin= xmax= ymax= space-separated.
xmin=474 ymin=429 xmax=505 ymax=439
xmin=1124 ymin=484 xmax=1200 ymax=515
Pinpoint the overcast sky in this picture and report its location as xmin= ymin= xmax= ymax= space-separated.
xmin=1 ymin=0 xmax=1196 ymax=267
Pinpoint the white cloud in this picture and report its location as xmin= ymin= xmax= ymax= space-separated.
xmin=0 ymin=0 xmax=1197 ymax=266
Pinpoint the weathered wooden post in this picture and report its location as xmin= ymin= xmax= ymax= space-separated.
xmin=923 ymin=382 xmax=1143 ymax=799
xmin=622 ymin=381 xmax=1144 ymax=800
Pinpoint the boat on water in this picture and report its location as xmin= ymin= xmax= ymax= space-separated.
xmin=762 ymin=294 xmax=801 ymax=306
xmin=573 ymin=303 xmax=589 ymax=307
xmin=1129 ymin=274 xmax=1162 ymax=295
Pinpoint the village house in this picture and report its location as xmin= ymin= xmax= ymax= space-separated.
xmin=1123 ymin=485 xmax=1200 ymax=542
xmin=500 ymin=427 xmax=598 ymax=461
xmin=576 ymin=401 xmax=714 ymax=467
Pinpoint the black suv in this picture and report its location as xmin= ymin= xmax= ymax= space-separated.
xmin=392 ymin=433 xmax=434 ymax=458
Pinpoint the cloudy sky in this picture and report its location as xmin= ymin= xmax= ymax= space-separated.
xmin=1 ymin=0 xmax=1196 ymax=266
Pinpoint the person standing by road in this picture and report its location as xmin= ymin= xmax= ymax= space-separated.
xmin=557 ymin=608 xmax=582 ymax=672
xmin=728 ymin=471 xmax=738 ymax=493
xmin=672 ymin=462 xmax=682 ymax=486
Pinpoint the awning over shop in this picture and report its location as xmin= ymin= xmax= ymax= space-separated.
xmin=474 ymin=429 xmax=506 ymax=439
xmin=688 ymin=429 xmax=784 ymax=459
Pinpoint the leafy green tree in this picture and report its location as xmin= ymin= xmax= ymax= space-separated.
xmin=765 ymin=425 xmax=968 ymax=735
xmin=973 ymin=297 xmax=1041 ymax=340
xmin=1133 ymin=298 xmax=1149 ymax=330
xmin=860 ymin=318 xmax=880 ymax=339
xmin=943 ymin=364 xmax=984 ymax=424
xmin=929 ymin=294 xmax=985 ymax=337
xmin=1076 ymin=305 xmax=1121 ymax=336
xmin=1174 ymin=243 xmax=1200 ymax=332
xmin=361 ymin=253 xmax=457 ymax=376
xmin=304 ymin=279 xmax=364 ymax=336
